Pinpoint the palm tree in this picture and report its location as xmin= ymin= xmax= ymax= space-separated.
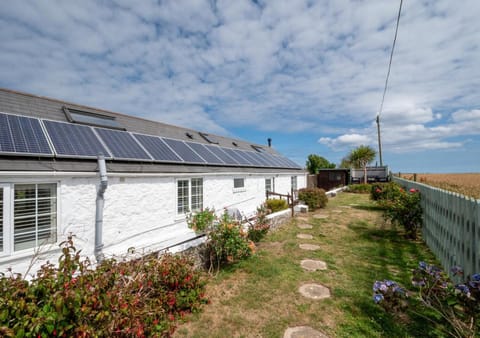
xmin=348 ymin=145 xmax=377 ymax=184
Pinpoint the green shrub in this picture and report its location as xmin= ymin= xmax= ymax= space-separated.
xmin=247 ymin=203 xmax=271 ymax=243
xmin=265 ymin=199 xmax=288 ymax=213
xmin=372 ymin=182 xmax=422 ymax=239
xmin=346 ymin=184 xmax=371 ymax=193
xmin=206 ymin=213 xmax=255 ymax=270
xmin=370 ymin=182 xmax=403 ymax=201
xmin=0 ymin=236 xmax=207 ymax=337
xmin=187 ymin=207 xmax=216 ymax=233
xmin=298 ymin=188 xmax=328 ymax=210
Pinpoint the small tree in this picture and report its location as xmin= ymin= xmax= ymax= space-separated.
xmin=305 ymin=154 xmax=335 ymax=174
xmin=347 ymin=145 xmax=376 ymax=183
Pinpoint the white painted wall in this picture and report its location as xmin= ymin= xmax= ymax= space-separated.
xmin=0 ymin=171 xmax=306 ymax=277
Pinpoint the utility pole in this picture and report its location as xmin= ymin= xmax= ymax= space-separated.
xmin=376 ymin=113 xmax=383 ymax=166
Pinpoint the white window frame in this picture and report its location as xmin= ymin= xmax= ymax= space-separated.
xmin=176 ymin=178 xmax=204 ymax=216
xmin=265 ymin=177 xmax=275 ymax=194
xmin=0 ymin=182 xmax=58 ymax=258
xmin=233 ymin=177 xmax=246 ymax=193
xmin=291 ymin=176 xmax=298 ymax=192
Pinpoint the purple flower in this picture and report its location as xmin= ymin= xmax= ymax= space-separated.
xmin=419 ymin=261 xmax=427 ymax=270
xmin=471 ymin=273 xmax=480 ymax=281
xmin=455 ymin=284 xmax=470 ymax=295
xmin=373 ymin=294 xmax=384 ymax=303
xmin=385 ymin=280 xmax=397 ymax=287
xmin=450 ymin=266 xmax=464 ymax=276
xmin=373 ymin=281 xmax=382 ymax=292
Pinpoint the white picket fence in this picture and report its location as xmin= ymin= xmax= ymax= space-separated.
xmin=392 ymin=177 xmax=480 ymax=279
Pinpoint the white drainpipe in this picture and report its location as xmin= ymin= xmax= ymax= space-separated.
xmin=94 ymin=155 xmax=108 ymax=262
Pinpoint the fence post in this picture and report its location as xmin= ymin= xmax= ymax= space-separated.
xmin=413 ymin=173 xmax=417 ymax=182
xmin=290 ymin=187 xmax=294 ymax=217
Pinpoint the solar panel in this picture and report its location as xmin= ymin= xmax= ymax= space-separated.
xmin=204 ymin=145 xmax=238 ymax=165
xmin=0 ymin=113 xmax=53 ymax=156
xmin=133 ymin=133 xmax=183 ymax=163
xmin=237 ymin=150 xmax=263 ymax=167
xmin=95 ymin=128 xmax=151 ymax=160
xmin=222 ymin=148 xmax=251 ymax=165
xmin=43 ymin=120 xmax=110 ymax=158
xmin=246 ymin=151 xmax=272 ymax=167
xmin=260 ymin=152 xmax=285 ymax=167
xmin=185 ymin=142 xmax=224 ymax=164
xmin=162 ymin=138 xmax=206 ymax=163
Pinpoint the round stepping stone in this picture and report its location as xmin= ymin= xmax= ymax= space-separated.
xmin=299 ymin=243 xmax=320 ymax=251
xmin=297 ymin=223 xmax=313 ymax=229
xmin=313 ymin=214 xmax=328 ymax=219
xmin=299 ymin=283 xmax=331 ymax=300
xmin=284 ymin=326 xmax=329 ymax=338
xmin=297 ymin=233 xmax=313 ymax=239
xmin=332 ymin=210 xmax=343 ymax=213
xmin=300 ymin=259 xmax=327 ymax=271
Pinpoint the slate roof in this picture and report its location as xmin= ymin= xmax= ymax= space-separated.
xmin=0 ymin=88 xmax=303 ymax=174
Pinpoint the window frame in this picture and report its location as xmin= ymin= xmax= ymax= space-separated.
xmin=176 ymin=177 xmax=204 ymax=216
xmin=265 ymin=177 xmax=275 ymax=194
xmin=233 ymin=177 xmax=246 ymax=193
xmin=0 ymin=182 xmax=58 ymax=258
xmin=291 ymin=176 xmax=298 ymax=192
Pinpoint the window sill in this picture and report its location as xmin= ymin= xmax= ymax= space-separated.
xmin=0 ymin=246 xmax=62 ymax=266
xmin=233 ymin=188 xmax=246 ymax=193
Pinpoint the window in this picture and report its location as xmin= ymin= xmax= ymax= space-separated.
xmin=177 ymin=178 xmax=203 ymax=214
xmin=291 ymin=176 xmax=298 ymax=191
xmin=199 ymin=132 xmax=219 ymax=144
xmin=63 ymin=106 xmax=124 ymax=130
xmin=1 ymin=183 xmax=57 ymax=255
xmin=234 ymin=178 xmax=245 ymax=189
xmin=329 ymin=172 xmax=342 ymax=181
xmin=265 ymin=178 xmax=275 ymax=193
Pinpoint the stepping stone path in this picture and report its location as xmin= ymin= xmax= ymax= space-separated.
xmin=284 ymin=326 xmax=329 ymax=338
xmin=297 ymin=233 xmax=313 ymax=239
xmin=291 ymin=217 xmax=331 ymax=337
xmin=300 ymin=259 xmax=327 ymax=271
xmin=299 ymin=283 xmax=331 ymax=300
xmin=299 ymin=243 xmax=320 ymax=251
xmin=297 ymin=223 xmax=313 ymax=229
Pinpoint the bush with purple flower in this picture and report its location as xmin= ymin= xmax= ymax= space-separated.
xmin=373 ymin=262 xmax=480 ymax=337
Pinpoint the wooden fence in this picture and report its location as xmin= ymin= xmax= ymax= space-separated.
xmin=392 ymin=176 xmax=480 ymax=279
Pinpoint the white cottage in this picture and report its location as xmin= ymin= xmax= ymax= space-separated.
xmin=0 ymin=88 xmax=306 ymax=276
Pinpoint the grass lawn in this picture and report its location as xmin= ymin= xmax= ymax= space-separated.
xmin=174 ymin=192 xmax=442 ymax=337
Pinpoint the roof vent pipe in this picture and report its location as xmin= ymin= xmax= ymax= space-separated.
xmin=267 ymin=138 xmax=272 ymax=147
xmin=95 ymin=155 xmax=108 ymax=262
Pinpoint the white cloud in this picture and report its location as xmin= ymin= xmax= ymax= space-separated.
xmin=0 ymin=0 xmax=479 ymax=159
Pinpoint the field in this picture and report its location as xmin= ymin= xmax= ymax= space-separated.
xmin=398 ymin=173 xmax=480 ymax=199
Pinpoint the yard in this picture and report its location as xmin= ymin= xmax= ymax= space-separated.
xmin=173 ymin=192 xmax=442 ymax=337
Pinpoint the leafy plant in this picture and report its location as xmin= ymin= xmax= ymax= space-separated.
xmin=375 ymin=184 xmax=422 ymax=239
xmin=247 ymin=203 xmax=271 ymax=243
xmin=265 ymin=199 xmax=288 ymax=213
xmin=370 ymin=182 xmax=403 ymax=201
xmin=187 ymin=207 xmax=216 ymax=233
xmin=0 ymin=236 xmax=208 ymax=337
xmin=298 ymin=188 xmax=328 ymax=210
xmin=373 ymin=262 xmax=480 ymax=338
xmin=205 ymin=212 xmax=255 ymax=271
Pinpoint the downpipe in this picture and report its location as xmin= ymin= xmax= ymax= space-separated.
xmin=94 ymin=155 xmax=108 ymax=262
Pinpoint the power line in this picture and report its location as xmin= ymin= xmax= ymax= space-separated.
xmin=377 ymin=0 xmax=403 ymax=166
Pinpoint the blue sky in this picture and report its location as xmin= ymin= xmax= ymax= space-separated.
xmin=1 ymin=0 xmax=479 ymax=173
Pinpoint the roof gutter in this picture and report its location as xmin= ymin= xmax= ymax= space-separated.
xmin=94 ymin=155 xmax=108 ymax=262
